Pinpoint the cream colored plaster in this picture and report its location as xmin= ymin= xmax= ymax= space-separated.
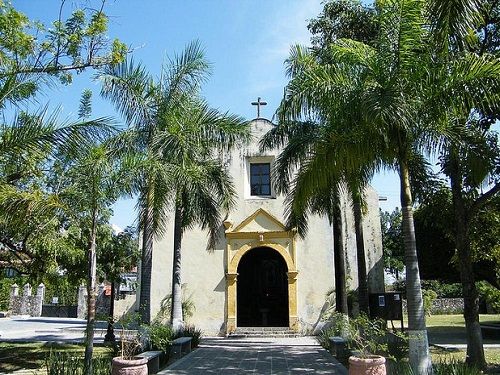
xmin=145 ymin=118 xmax=384 ymax=336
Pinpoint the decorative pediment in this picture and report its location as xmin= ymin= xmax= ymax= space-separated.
xmin=230 ymin=208 xmax=286 ymax=233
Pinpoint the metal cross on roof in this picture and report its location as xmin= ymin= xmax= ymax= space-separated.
xmin=251 ymin=97 xmax=267 ymax=118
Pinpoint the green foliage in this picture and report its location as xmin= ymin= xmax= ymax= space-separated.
xmin=307 ymin=0 xmax=378 ymax=50
xmin=173 ymin=325 xmax=202 ymax=348
xmin=380 ymin=208 xmax=405 ymax=280
xmin=386 ymin=331 xmax=409 ymax=362
xmin=43 ymin=277 xmax=78 ymax=306
xmin=423 ymin=281 xmax=462 ymax=299
xmin=97 ymin=226 xmax=139 ymax=284
xmin=317 ymin=313 xmax=386 ymax=357
xmin=155 ymin=289 xmax=196 ymax=323
xmin=316 ymin=312 xmax=350 ymax=349
xmin=0 ymin=276 xmax=30 ymax=310
xmin=470 ymin=196 xmax=500 ymax=285
xmin=0 ymin=1 xmax=126 ymax=102
xmin=477 ymin=281 xmax=500 ymax=313
xmin=422 ymin=289 xmax=438 ymax=316
xmin=45 ymin=351 xmax=111 ymax=375
xmin=387 ymin=359 xmax=482 ymax=375
xmin=348 ymin=314 xmax=387 ymax=357
xmin=147 ymin=323 xmax=173 ymax=353
xmin=78 ymin=90 xmax=93 ymax=120
xmin=393 ymin=280 xmax=463 ymax=299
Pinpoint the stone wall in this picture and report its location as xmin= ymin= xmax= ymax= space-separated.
xmin=9 ymin=283 xmax=45 ymax=317
xmin=430 ymin=298 xmax=464 ymax=314
xmin=77 ymin=284 xmax=137 ymax=320
xmin=402 ymin=298 xmax=464 ymax=315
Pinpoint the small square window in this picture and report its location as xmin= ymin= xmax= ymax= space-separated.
xmin=250 ymin=163 xmax=271 ymax=196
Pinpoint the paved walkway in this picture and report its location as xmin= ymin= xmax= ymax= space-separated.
xmin=160 ymin=337 xmax=347 ymax=374
xmin=0 ymin=316 xmax=108 ymax=343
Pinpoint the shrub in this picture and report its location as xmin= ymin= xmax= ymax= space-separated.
xmin=45 ymin=351 xmax=111 ymax=375
xmin=173 ymin=325 xmax=202 ymax=348
xmin=147 ymin=322 xmax=174 ymax=352
xmin=422 ymin=289 xmax=438 ymax=316
xmin=316 ymin=313 xmax=387 ymax=357
xmin=392 ymin=280 xmax=463 ymax=299
xmin=316 ymin=313 xmax=350 ymax=350
xmin=477 ymin=281 xmax=500 ymax=313
xmin=348 ymin=314 xmax=387 ymax=356
xmin=386 ymin=331 xmax=409 ymax=361
xmin=386 ymin=359 xmax=482 ymax=375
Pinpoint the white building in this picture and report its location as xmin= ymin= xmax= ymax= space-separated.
xmin=145 ymin=117 xmax=384 ymax=335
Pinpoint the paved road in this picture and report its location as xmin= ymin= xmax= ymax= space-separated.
xmin=0 ymin=316 xmax=108 ymax=343
xmin=160 ymin=337 xmax=348 ymax=375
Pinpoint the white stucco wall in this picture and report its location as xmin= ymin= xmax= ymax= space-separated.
xmin=147 ymin=118 xmax=384 ymax=335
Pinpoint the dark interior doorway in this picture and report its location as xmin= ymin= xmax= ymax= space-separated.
xmin=237 ymin=247 xmax=289 ymax=327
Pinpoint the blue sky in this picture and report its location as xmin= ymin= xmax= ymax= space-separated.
xmin=14 ymin=0 xmax=399 ymax=230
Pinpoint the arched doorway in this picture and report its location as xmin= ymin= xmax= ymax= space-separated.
xmin=237 ymin=247 xmax=289 ymax=327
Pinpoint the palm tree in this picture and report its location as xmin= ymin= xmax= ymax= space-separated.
xmin=418 ymin=0 xmax=500 ymax=368
xmin=268 ymin=1 xmax=500 ymax=373
xmin=261 ymin=119 xmax=350 ymax=314
xmin=348 ymin=171 xmax=371 ymax=315
xmin=152 ymin=98 xmax=248 ymax=330
xmin=64 ymin=143 xmax=122 ymax=375
xmin=99 ymin=42 xmax=210 ymax=324
xmin=265 ymin=1 xmax=436 ymax=372
xmin=426 ymin=0 xmax=500 ymax=367
xmin=99 ymin=42 xmax=249 ymax=326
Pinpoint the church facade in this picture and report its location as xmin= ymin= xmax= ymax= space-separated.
xmin=146 ymin=118 xmax=384 ymax=335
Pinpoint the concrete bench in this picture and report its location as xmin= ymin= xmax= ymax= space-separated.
xmin=329 ymin=336 xmax=349 ymax=363
xmin=170 ymin=336 xmax=192 ymax=360
xmin=138 ymin=350 xmax=163 ymax=374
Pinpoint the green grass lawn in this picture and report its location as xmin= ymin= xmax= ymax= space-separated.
xmin=425 ymin=314 xmax=500 ymax=374
xmin=426 ymin=314 xmax=500 ymax=327
xmin=0 ymin=342 xmax=114 ymax=373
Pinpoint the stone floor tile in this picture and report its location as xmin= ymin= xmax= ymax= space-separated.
xmin=160 ymin=336 xmax=347 ymax=374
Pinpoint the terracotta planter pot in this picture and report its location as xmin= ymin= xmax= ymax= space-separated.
xmin=112 ymin=357 xmax=148 ymax=375
xmin=348 ymin=355 xmax=386 ymax=375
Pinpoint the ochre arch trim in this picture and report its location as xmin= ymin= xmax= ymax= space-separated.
xmin=228 ymin=242 xmax=296 ymax=274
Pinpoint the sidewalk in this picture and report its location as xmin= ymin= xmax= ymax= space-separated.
xmin=0 ymin=316 xmax=108 ymax=343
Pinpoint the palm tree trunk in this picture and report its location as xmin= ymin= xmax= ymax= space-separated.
xmin=171 ymin=204 xmax=184 ymax=331
xmin=353 ymin=197 xmax=369 ymax=315
xmin=84 ymin=207 xmax=98 ymax=375
xmin=139 ymin=185 xmax=154 ymax=324
xmin=333 ymin=202 xmax=348 ymax=314
xmin=449 ymin=153 xmax=486 ymax=369
xmin=399 ymin=159 xmax=432 ymax=375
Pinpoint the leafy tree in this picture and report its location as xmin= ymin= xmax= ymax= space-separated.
xmin=0 ymin=0 xmax=126 ymax=277
xmin=63 ymin=139 xmax=128 ymax=374
xmin=427 ymin=0 xmax=500 ymax=366
xmin=380 ymin=209 xmax=405 ymax=280
xmin=98 ymin=226 xmax=140 ymax=342
xmin=0 ymin=1 xmax=127 ymax=107
xmin=307 ymin=0 xmax=381 ymax=316
xmin=307 ymin=0 xmax=378 ymax=50
xmin=270 ymin=0 xmax=500 ymax=371
xmin=99 ymin=53 xmax=197 ymax=325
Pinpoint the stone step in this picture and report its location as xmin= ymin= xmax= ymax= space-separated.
xmin=230 ymin=327 xmax=301 ymax=338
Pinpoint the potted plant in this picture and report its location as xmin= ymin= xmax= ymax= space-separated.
xmin=347 ymin=314 xmax=387 ymax=375
xmin=112 ymin=313 xmax=148 ymax=375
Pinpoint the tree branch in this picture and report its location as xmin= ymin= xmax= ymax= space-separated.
xmin=471 ymin=181 xmax=500 ymax=214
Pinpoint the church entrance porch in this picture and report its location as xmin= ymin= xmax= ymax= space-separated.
xmin=224 ymin=208 xmax=298 ymax=334
xmin=237 ymin=247 xmax=289 ymax=327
